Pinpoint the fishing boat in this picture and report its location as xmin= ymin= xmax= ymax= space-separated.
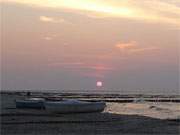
xmin=15 ymin=98 xmax=45 ymax=109
xmin=44 ymin=99 xmax=106 ymax=113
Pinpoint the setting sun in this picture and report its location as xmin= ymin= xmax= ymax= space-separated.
xmin=96 ymin=81 xmax=102 ymax=87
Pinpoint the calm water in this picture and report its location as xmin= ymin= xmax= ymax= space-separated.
xmin=1 ymin=89 xmax=179 ymax=96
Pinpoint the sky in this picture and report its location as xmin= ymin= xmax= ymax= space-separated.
xmin=1 ymin=0 xmax=180 ymax=94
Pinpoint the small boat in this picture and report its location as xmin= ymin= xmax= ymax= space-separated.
xmin=45 ymin=99 xmax=106 ymax=113
xmin=15 ymin=98 xmax=45 ymax=109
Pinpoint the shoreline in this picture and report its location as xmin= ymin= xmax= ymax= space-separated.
xmin=1 ymin=92 xmax=180 ymax=135
xmin=1 ymin=91 xmax=180 ymax=103
xmin=1 ymin=90 xmax=179 ymax=96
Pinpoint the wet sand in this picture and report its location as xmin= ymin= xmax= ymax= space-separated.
xmin=1 ymin=92 xmax=180 ymax=135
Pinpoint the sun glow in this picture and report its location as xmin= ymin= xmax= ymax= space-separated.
xmin=4 ymin=0 xmax=180 ymax=26
xmin=4 ymin=0 xmax=133 ymax=17
xmin=96 ymin=81 xmax=102 ymax=87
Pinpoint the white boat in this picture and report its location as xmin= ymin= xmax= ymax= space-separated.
xmin=44 ymin=99 xmax=106 ymax=113
xmin=15 ymin=98 xmax=45 ymax=109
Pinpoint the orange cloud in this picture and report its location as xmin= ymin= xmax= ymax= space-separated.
xmin=49 ymin=61 xmax=113 ymax=78
xmin=44 ymin=36 xmax=53 ymax=40
xmin=116 ymin=41 xmax=137 ymax=50
xmin=42 ymin=34 xmax=57 ymax=41
xmin=39 ymin=16 xmax=66 ymax=23
xmin=115 ymin=41 xmax=159 ymax=54
xmin=130 ymin=46 xmax=159 ymax=53
xmin=49 ymin=61 xmax=114 ymax=71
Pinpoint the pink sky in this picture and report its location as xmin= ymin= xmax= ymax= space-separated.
xmin=1 ymin=1 xmax=179 ymax=94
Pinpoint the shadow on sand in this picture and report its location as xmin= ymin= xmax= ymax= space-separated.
xmin=1 ymin=111 xmax=179 ymax=135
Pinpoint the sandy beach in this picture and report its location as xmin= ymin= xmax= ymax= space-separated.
xmin=1 ymin=92 xmax=180 ymax=135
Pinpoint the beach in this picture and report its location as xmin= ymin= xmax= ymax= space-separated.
xmin=1 ymin=91 xmax=180 ymax=135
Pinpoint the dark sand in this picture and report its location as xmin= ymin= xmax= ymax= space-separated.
xmin=1 ymin=92 xmax=180 ymax=135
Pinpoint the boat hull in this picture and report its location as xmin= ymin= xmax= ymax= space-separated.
xmin=45 ymin=100 xmax=106 ymax=113
xmin=15 ymin=99 xmax=45 ymax=109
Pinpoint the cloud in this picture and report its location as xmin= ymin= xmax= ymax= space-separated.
xmin=86 ymin=65 xmax=114 ymax=71
xmin=49 ymin=62 xmax=84 ymax=67
xmin=4 ymin=0 xmax=180 ymax=27
xmin=39 ymin=16 xmax=66 ymax=23
xmin=48 ymin=61 xmax=114 ymax=78
xmin=116 ymin=41 xmax=159 ymax=53
xmin=43 ymin=35 xmax=57 ymax=41
xmin=43 ymin=36 xmax=53 ymax=40
xmin=49 ymin=62 xmax=114 ymax=71
xmin=129 ymin=46 xmax=159 ymax=53
xmin=116 ymin=41 xmax=137 ymax=50
xmin=82 ymin=73 xmax=105 ymax=78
